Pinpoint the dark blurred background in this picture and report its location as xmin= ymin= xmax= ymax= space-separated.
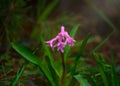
xmin=0 ymin=0 xmax=120 ymax=65
xmin=56 ymin=0 xmax=120 ymax=63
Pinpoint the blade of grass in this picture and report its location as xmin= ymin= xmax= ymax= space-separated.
xmin=11 ymin=43 xmax=55 ymax=86
xmin=31 ymin=0 xmax=58 ymax=38
xmin=67 ymin=34 xmax=91 ymax=86
xmin=64 ymin=24 xmax=80 ymax=61
xmin=45 ymin=56 xmax=60 ymax=86
xmin=38 ymin=0 xmax=58 ymax=21
xmin=91 ymin=75 xmax=101 ymax=86
xmin=12 ymin=65 xmax=25 ymax=86
xmin=37 ymin=0 xmax=47 ymax=17
xmin=11 ymin=43 xmax=42 ymax=66
xmin=1 ymin=63 xmax=7 ymax=86
xmin=85 ymin=0 xmax=117 ymax=32
xmin=110 ymin=52 xmax=118 ymax=86
xmin=85 ymin=0 xmax=116 ymax=54
xmin=71 ymin=33 xmax=91 ymax=75
xmin=39 ymin=35 xmax=60 ymax=78
xmin=70 ymin=24 xmax=80 ymax=37
xmin=39 ymin=36 xmax=54 ymax=63
xmin=74 ymin=74 xmax=91 ymax=86
xmin=93 ymin=53 xmax=109 ymax=86
xmin=91 ymin=32 xmax=112 ymax=53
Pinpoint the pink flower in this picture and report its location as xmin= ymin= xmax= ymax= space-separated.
xmin=46 ymin=36 xmax=59 ymax=50
xmin=46 ymin=26 xmax=76 ymax=53
xmin=66 ymin=37 xmax=76 ymax=46
xmin=57 ymin=41 xmax=66 ymax=53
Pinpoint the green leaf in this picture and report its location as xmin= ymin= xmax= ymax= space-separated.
xmin=91 ymin=33 xmax=112 ymax=53
xmin=64 ymin=24 xmax=80 ymax=61
xmin=91 ymin=75 xmax=101 ymax=86
xmin=11 ymin=43 xmax=42 ymax=66
xmin=86 ymin=0 xmax=116 ymax=32
xmin=12 ymin=65 xmax=25 ymax=86
xmin=37 ymin=0 xmax=47 ymax=16
xmin=74 ymin=74 xmax=91 ymax=86
xmin=39 ymin=36 xmax=60 ymax=77
xmin=93 ymin=53 xmax=109 ymax=86
xmin=110 ymin=52 xmax=118 ymax=86
xmin=67 ymin=34 xmax=90 ymax=86
xmin=71 ymin=33 xmax=91 ymax=75
xmin=39 ymin=36 xmax=54 ymax=63
xmin=38 ymin=0 xmax=58 ymax=21
xmin=11 ymin=43 xmax=55 ymax=86
xmin=70 ymin=24 xmax=80 ymax=37
xmin=45 ymin=56 xmax=61 ymax=86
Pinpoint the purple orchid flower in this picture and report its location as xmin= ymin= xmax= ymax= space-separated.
xmin=46 ymin=26 xmax=76 ymax=53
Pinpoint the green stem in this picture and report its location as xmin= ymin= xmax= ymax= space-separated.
xmin=61 ymin=53 xmax=65 ymax=86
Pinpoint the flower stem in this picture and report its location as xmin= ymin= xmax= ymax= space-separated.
xmin=61 ymin=53 xmax=65 ymax=86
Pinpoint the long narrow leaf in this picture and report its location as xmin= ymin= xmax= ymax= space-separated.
xmin=111 ymin=52 xmax=118 ymax=86
xmin=93 ymin=53 xmax=109 ymax=86
xmin=71 ymin=33 xmax=91 ymax=75
xmin=11 ymin=43 xmax=55 ymax=86
xmin=91 ymin=33 xmax=112 ymax=53
xmin=91 ymin=75 xmax=101 ymax=86
xmin=39 ymin=36 xmax=54 ymax=63
xmin=74 ymin=74 xmax=91 ymax=86
xmin=12 ymin=65 xmax=25 ymax=86
xmin=12 ymin=43 xmax=41 ymax=66
xmin=38 ymin=0 xmax=58 ymax=21
xmin=85 ymin=0 xmax=117 ymax=32
xmin=45 ymin=56 xmax=60 ymax=86
xmin=70 ymin=24 xmax=80 ymax=37
xmin=39 ymin=36 xmax=60 ymax=80
xmin=67 ymin=34 xmax=90 ymax=86
xmin=64 ymin=24 xmax=80 ymax=61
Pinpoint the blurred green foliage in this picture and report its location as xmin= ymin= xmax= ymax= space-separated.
xmin=0 ymin=0 xmax=27 ymax=42
xmin=0 ymin=0 xmax=59 ymax=43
